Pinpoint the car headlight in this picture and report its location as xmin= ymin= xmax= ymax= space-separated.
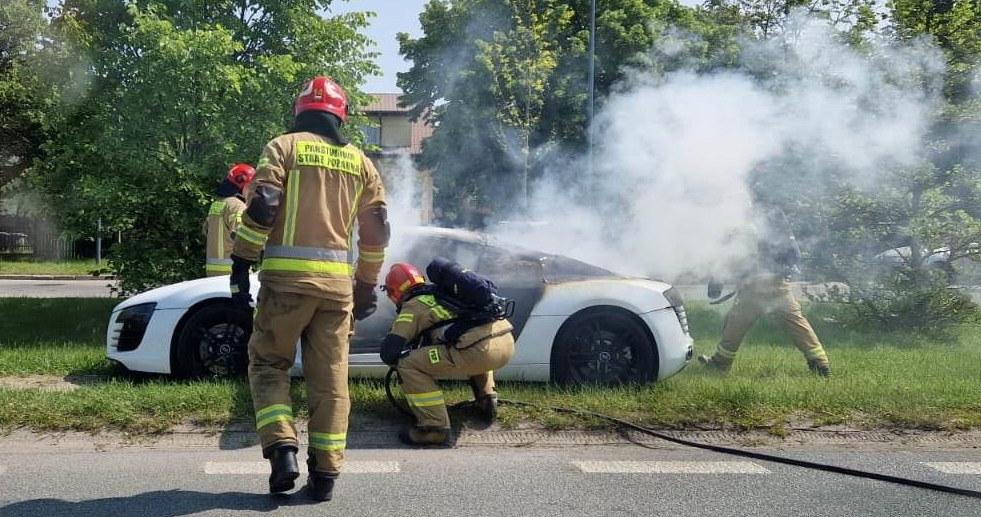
xmin=111 ymin=302 xmax=157 ymax=352
xmin=663 ymin=288 xmax=689 ymax=336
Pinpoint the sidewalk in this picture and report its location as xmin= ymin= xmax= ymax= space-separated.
xmin=2 ymin=423 xmax=980 ymax=451
xmin=0 ymin=278 xmax=117 ymax=297
xmin=0 ymin=274 xmax=110 ymax=280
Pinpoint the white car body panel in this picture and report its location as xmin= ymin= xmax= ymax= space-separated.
xmin=108 ymin=307 xmax=184 ymax=374
xmin=107 ymin=227 xmax=693 ymax=384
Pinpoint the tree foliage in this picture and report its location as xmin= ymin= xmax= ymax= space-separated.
xmin=396 ymin=0 xmax=981 ymax=329
xmin=0 ymin=0 xmax=53 ymax=191
xmin=398 ymin=0 xmax=744 ymax=226
xmin=477 ymin=0 xmax=572 ymax=208
xmin=25 ymin=0 xmax=378 ymax=294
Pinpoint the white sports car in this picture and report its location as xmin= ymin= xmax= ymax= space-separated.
xmin=106 ymin=226 xmax=693 ymax=386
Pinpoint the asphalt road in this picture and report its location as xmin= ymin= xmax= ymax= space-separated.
xmin=0 ymin=442 xmax=979 ymax=516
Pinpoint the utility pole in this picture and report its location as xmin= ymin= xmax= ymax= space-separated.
xmin=96 ymin=218 xmax=102 ymax=265
xmin=587 ymin=0 xmax=596 ymax=177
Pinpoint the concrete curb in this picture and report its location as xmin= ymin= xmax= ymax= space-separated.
xmin=0 ymin=274 xmax=112 ymax=281
xmin=3 ymin=426 xmax=981 ymax=452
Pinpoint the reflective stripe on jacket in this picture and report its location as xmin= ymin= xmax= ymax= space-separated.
xmin=204 ymin=196 xmax=245 ymax=276
xmin=390 ymin=295 xmax=514 ymax=350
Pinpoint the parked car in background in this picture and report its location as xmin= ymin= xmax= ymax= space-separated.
xmin=872 ymin=244 xmax=979 ymax=281
xmin=107 ymin=226 xmax=693 ymax=387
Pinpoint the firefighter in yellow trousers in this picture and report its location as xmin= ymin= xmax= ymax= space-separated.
xmin=379 ymin=262 xmax=515 ymax=446
xmin=230 ymin=77 xmax=389 ymax=502
xmin=203 ymin=163 xmax=255 ymax=276
xmin=699 ymin=205 xmax=831 ymax=377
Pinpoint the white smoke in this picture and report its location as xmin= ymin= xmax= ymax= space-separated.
xmin=492 ymin=16 xmax=946 ymax=281
xmin=381 ymin=151 xmax=430 ymax=260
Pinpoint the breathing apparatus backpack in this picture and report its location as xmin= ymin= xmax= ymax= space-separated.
xmin=425 ymin=256 xmax=513 ymax=320
xmin=405 ymin=257 xmax=515 ymax=347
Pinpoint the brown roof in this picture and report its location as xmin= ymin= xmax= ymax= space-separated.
xmin=363 ymin=93 xmax=409 ymax=113
xmin=363 ymin=93 xmax=434 ymax=155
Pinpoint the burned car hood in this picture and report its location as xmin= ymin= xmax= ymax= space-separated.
xmin=540 ymin=254 xmax=625 ymax=282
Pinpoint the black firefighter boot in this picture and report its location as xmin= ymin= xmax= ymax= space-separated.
xmin=305 ymin=453 xmax=337 ymax=502
xmin=469 ymin=377 xmax=498 ymax=424
xmin=266 ymin=443 xmax=300 ymax=494
xmin=807 ymin=359 xmax=832 ymax=378
xmin=475 ymin=393 xmax=499 ymax=424
xmin=398 ymin=425 xmax=450 ymax=446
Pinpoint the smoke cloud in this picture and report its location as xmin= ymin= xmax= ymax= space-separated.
xmin=492 ymin=16 xmax=947 ymax=282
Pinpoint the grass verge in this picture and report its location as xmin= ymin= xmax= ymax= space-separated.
xmin=0 ymin=259 xmax=103 ymax=276
xmin=0 ymin=298 xmax=979 ymax=434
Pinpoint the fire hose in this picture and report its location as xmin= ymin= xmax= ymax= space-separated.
xmin=384 ymin=367 xmax=981 ymax=499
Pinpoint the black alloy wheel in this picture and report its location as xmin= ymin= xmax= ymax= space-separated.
xmin=551 ymin=307 xmax=657 ymax=386
xmin=173 ymin=302 xmax=252 ymax=378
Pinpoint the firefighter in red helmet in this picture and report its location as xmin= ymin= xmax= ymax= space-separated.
xmin=379 ymin=262 xmax=515 ymax=446
xmin=230 ymin=77 xmax=389 ymax=501
xmin=203 ymin=163 xmax=255 ymax=277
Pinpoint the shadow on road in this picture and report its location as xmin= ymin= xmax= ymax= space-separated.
xmin=217 ymin=380 xmax=261 ymax=450
xmin=0 ymin=489 xmax=319 ymax=517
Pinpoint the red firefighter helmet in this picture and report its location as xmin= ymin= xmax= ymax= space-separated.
xmin=225 ymin=163 xmax=256 ymax=191
xmin=294 ymin=76 xmax=348 ymax=123
xmin=383 ymin=262 xmax=425 ymax=305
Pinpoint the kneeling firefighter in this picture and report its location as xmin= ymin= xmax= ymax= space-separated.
xmin=379 ymin=259 xmax=515 ymax=445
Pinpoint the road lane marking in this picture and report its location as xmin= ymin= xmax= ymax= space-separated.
xmin=923 ymin=462 xmax=981 ymax=474
xmin=573 ymin=461 xmax=770 ymax=474
xmin=205 ymin=460 xmax=399 ymax=475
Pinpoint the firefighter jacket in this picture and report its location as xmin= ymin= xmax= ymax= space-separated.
xmin=232 ymin=132 xmax=387 ymax=297
xmin=726 ymin=208 xmax=802 ymax=286
xmin=203 ymin=195 xmax=246 ymax=276
xmin=387 ymin=293 xmax=514 ymax=354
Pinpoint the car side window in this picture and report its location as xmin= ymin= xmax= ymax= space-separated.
xmin=452 ymin=242 xmax=481 ymax=271
xmin=479 ymin=245 xmax=541 ymax=284
xmin=404 ymin=237 xmax=458 ymax=271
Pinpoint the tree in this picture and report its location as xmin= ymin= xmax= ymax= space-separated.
xmin=888 ymin=0 xmax=981 ymax=107
xmin=476 ymin=0 xmax=573 ymax=209
xmin=713 ymin=0 xmax=880 ymax=41
xmin=29 ymin=0 xmax=378 ymax=293
xmin=0 ymin=0 xmax=53 ymax=191
xmin=398 ymin=0 xmax=741 ymax=224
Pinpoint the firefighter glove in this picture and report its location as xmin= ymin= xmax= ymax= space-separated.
xmin=230 ymin=254 xmax=255 ymax=313
xmin=353 ymin=280 xmax=378 ymax=321
xmin=379 ymin=334 xmax=407 ymax=366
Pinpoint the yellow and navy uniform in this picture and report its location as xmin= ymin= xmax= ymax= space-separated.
xmin=386 ymin=292 xmax=514 ymax=429
xmin=705 ymin=208 xmax=830 ymax=373
xmin=203 ymin=196 xmax=246 ymax=276
xmin=232 ymin=131 xmax=387 ymax=476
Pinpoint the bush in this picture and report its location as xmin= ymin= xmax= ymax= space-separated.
xmin=808 ymin=265 xmax=980 ymax=331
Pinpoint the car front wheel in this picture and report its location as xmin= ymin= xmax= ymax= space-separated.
xmin=172 ymin=302 xmax=251 ymax=379
xmin=550 ymin=307 xmax=657 ymax=386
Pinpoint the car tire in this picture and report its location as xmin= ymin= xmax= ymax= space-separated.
xmin=550 ymin=307 xmax=658 ymax=387
xmin=173 ymin=302 xmax=252 ymax=379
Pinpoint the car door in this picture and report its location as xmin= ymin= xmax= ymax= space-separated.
xmin=476 ymin=244 xmax=545 ymax=339
xmin=348 ymin=235 xmax=473 ymax=354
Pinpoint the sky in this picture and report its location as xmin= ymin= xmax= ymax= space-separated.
xmin=327 ymin=0 xmax=430 ymax=93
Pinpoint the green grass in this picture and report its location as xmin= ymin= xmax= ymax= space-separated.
xmin=0 ymin=298 xmax=979 ymax=434
xmin=0 ymin=298 xmax=118 ymax=376
xmin=0 ymin=259 xmax=103 ymax=276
